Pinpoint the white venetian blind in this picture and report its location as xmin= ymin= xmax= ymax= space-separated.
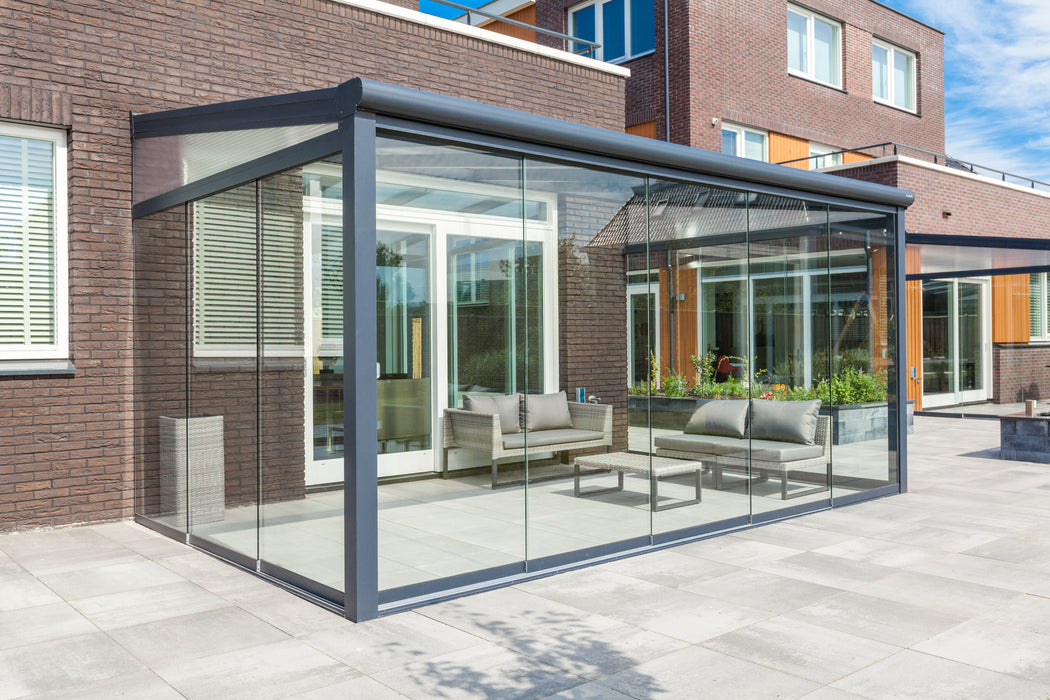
xmin=0 ymin=135 xmax=55 ymax=347
xmin=1032 ymin=274 xmax=1046 ymax=339
xmin=321 ymin=224 xmax=342 ymax=339
xmin=193 ymin=180 xmax=303 ymax=352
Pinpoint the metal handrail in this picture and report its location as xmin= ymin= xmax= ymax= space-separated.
xmin=435 ymin=0 xmax=601 ymax=57
xmin=777 ymin=142 xmax=1050 ymax=193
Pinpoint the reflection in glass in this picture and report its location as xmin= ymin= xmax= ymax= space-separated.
xmin=959 ymin=282 xmax=982 ymax=392
xmin=922 ymin=280 xmax=953 ymax=395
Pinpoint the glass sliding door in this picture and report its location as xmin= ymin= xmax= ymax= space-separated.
xmin=922 ymin=278 xmax=989 ymax=407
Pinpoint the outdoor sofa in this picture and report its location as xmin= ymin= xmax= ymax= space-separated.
xmin=654 ymin=399 xmax=830 ymax=499
xmin=442 ymin=392 xmax=612 ymax=488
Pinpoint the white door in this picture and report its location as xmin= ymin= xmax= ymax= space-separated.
xmin=921 ymin=278 xmax=990 ymax=409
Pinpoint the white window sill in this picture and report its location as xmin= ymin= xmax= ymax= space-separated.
xmin=0 ymin=359 xmax=75 ymax=376
xmin=873 ymin=97 xmax=918 ymax=115
xmin=608 ymin=49 xmax=656 ymax=65
xmin=788 ymin=70 xmax=846 ymax=93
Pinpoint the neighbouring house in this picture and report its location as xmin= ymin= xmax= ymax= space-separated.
xmin=3 ymin=0 xmax=915 ymax=622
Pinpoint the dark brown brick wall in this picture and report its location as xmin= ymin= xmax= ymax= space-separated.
xmin=994 ymin=344 xmax=1050 ymax=405
xmin=0 ymin=0 xmax=625 ymax=531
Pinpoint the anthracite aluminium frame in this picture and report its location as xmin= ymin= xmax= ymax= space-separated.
xmin=131 ymin=77 xmax=913 ymax=622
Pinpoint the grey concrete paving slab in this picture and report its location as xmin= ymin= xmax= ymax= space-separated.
xmin=69 ymin=580 xmax=229 ymax=631
xmin=151 ymin=638 xmax=360 ymax=700
xmin=0 ymin=602 xmax=95 ymax=651
xmin=283 ymin=675 xmax=408 ymax=699
xmin=751 ymin=551 xmax=897 ymax=591
xmin=830 ymin=649 xmax=1050 ymax=699
xmin=681 ymin=568 xmax=842 ymax=615
xmin=597 ymin=548 xmax=741 ymax=588
xmin=0 ymin=632 xmax=145 ymax=699
xmin=913 ymin=619 xmax=1050 ymax=684
xmin=30 ymin=670 xmax=183 ymax=700
xmin=0 ymin=571 xmax=63 ymax=612
xmin=852 ymin=569 xmax=1022 ymax=618
xmin=37 ymin=559 xmax=185 ymax=601
xmin=541 ymin=681 xmax=635 ymax=699
xmin=701 ymin=616 xmax=899 ymax=685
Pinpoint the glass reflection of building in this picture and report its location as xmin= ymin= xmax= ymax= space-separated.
xmin=132 ymin=79 xmax=909 ymax=621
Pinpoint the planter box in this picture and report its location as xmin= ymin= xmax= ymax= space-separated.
xmin=628 ymin=396 xmax=914 ymax=445
xmin=999 ymin=413 xmax=1050 ymax=462
xmin=160 ymin=415 xmax=225 ymax=525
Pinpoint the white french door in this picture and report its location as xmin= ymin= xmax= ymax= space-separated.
xmin=921 ymin=278 xmax=991 ymax=409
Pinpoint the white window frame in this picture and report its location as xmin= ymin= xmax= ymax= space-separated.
xmin=568 ymin=0 xmax=655 ymax=64
xmin=721 ymin=122 xmax=769 ymax=162
xmin=809 ymin=142 xmax=842 ymax=170
xmin=0 ymin=122 xmax=68 ymax=361
xmin=787 ymin=4 xmax=842 ymax=89
xmin=872 ymin=38 xmax=917 ymax=113
xmin=1031 ymin=273 xmax=1050 ymax=341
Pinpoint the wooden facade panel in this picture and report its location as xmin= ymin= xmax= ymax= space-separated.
xmin=658 ymin=265 xmax=698 ymax=380
xmin=626 ymin=120 xmax=658 ymax=140
xmin=992 ymin=274 xmax=1030 ymax=344
xmin=906 ymin=280 xmax=923 ymax=409
xmin=480 ymin=6 xmax=537 ymax=42
xmin=843 ymin=151 xmax=874 ymax=164
xmin=769 ymin=132 xmax=809 ymax=168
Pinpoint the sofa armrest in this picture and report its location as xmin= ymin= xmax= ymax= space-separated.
xmin=815 ymin=414 xmax=831 ymax=453
xmin=443 ymin=408 xmax=501 ymax=451
xmin=567 ymin=402 xmax=612 ymax=437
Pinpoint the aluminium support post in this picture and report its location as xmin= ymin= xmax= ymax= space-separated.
xmin=343 ymin=110 xmax=379 ymax=622
xmin=894 ymin=206 xmax=908 ymax=493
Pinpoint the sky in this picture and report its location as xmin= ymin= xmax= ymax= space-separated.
xmin=419 ymin=0 xmax=1050 ymax=183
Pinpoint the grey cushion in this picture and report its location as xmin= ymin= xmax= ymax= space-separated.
xmin=748 ymin=440 xmax=824 ymax=462
xmin=502 ymin=428 xmax=604 ymax=449
xmin=750 ymin=399 xmax=821 ymax=445
xmin=684 ymin=400 xmax=749 ymax=438
xmin=464 ymin=393 xmax=521 ymax=434
xmin=524 ymin=392 xmax=573 ymax=431
xmin=654 ymin=433 xmax=749 ymax=456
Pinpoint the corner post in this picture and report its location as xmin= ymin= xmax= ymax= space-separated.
xmin=894 ymin=206 xmax=908 ymax=493
xmin=343 ymin=110 xmax=379 ymax=621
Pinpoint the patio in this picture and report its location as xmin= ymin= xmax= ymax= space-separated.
xmin=4 ymin=414 xmax=1050 ymax=698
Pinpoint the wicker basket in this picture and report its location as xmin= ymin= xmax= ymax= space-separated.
xmin=159 ymin=415 xmax=225 ymax=525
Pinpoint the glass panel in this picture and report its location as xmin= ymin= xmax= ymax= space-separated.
xmin=133 ymin=204 xmax=190 ymax=534
xmin=630 ymin=0 xmax=655 ymax=55
xmin=959 ymin=281 xmax=982 ymax=392
xmin=744 ymin=131 xmax=765 ymax=161
xmin=749 ymin=197 xmax=830 ymax=512
xmin=788 ymin=10 xmax=807 ymax=74
xmin=186 ymin=183 xmax=259 ymax=559
xmin=894 ymin=50 xmax=914 ymax=109
xmin=827 ymin=207 xmax=898 ymax=496
xmin=572 ymin=4 xmax=596 ymax=55
xmin=133 ymin=123 xmax=338 ymax=205
xmin=721 ymin=129 xmax=737 ymax=156
xmin=922 ymin=280 xmax=954 ymax=395
xmin=1031 ymin=274 xmax=1045 ymax=338
xmin=375 ymin=134 xmax=527 ymax=593
xmin=813 ymin=18 xmax=837 ymax=84
xmin=602 ymin=0 xmax=626 ymax=61
xmin=523 ymin=159 xmax=647 ymax=560
xmin=872 ymin=45 xmax=889 ymax=100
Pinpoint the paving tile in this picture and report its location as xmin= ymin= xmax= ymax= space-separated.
xmin=0 ymin=571 xmax=63 ymax=612
xmin=600 ymin=645 xmax=819 ymax=699
xmin=852 ymin=570 xmax=1021 ymax=618
xmin=153 ymin=638 xmax=359 ymax=700
xmin=0 ymin=602 xmax=95 ymax=651
xmin=752 ymin=551 xmax=896 ymax=591
xmin=0 ymin=529 xmax=141 ymax=576
xmin=702 ymin=616 xmax=898 ymax=685
xmin=682 ymin=569 xmax=842 ymax=615
xmin=30 ymin=670 xmax=183 ymax=700
xmin=0 ymin=632 xmax=145 ymax=699
xmin=831 ymin=649 xmax=1049 ymax=699
xmin=38 ymin=559 xmax=185 ymax=601
xmin=597 ymin=548 xmax=741 ymax=589
xmin=782 ymin=591 xmax=964 ymax=647
xmin=913 ymin=619 xmax=1050 ymax=683
xmin=283 ymin=675 xmax=407 ymax=699
xmin=108 ymin=605 xmax=291 ymax=667
xmin=372 ymin=643 xmax=584 ymax=700
xmin=70 ymin=580 xmax=229 ymax=631
xmin=979 ymin=592 xmax=1050 ymax=635
xmin=812 ymin=536 xmax=939 ymax=569
xmin=732 ymin=521 xmax=855 ymax=551
xmin=302 ymin=611 xmax=486 ymax=675
xmin=904 ymin=551 xmax=1050 ymax=594
xmin=797 ymin=688 xmax=868 ymax=700
xmin=225 ymin=586 xmax=348 ymax=637
xmin=674 ymin=534 xmax=803 ymax=567
xmin=541 ymin=681 xmax=635 ymax=699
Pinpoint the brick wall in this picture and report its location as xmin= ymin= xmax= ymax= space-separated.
xmin=0 ymin=0 xmax=625 ymax=531
xmin=994 ymin=344 xmax=1050 ymax=405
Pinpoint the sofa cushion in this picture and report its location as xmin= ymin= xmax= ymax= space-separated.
xmin=747 ymin=440 xmax=824 ymax=462
xmin=654 ymin=433 xmax=749 ymax=456
xmin=464 ymin=393 xmax=521 ymax=434
xmin=524 ymin=392 xmax=573 ymax=431
xmin=750 ymin=399 xmax=821 ymax=445
xmin=502 ymin=428 xmax=604 ymax=450
xmin=684 ymin=400 xmax=749 ymax=438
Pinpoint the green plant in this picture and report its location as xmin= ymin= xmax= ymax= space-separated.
xmin=628 ymin=382 xmax=651 ymax=396
xmin=829 ymin=367 xmax=887 ymax=404
xmin=662 ymin=371 xmax=688 ymax=398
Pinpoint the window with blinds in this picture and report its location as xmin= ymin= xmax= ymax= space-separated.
xmin=193 ymin=177 xmax=303 ymax=355
xmin=1031 ymin=273 xmax=1049 ymax=340
xmin=0 ymin=124 xmax=67 ymax=359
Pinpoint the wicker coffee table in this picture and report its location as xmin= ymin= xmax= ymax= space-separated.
xmin=573 ymin=452 xmax=702 ymax=511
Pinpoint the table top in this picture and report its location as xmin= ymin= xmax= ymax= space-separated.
xmin=575 ymin=451 xmax=702 ymax=475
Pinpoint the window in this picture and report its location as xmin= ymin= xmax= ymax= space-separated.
xmin=787 ymin=4 xmax=841 ymax=87
xmin=809 ymin=142 xmax=842 ymax=169
xmin=721 ymin=123 xmax=768 ymax=161
xmin=569 ymin=0 xmax=654 ymax=62
xmin=873 ymin=39 xmax=916 ymax=112
xmin=0 ymin=123 xmax=68 ymax=360
xmin=1031 ymin=273 xmax=1050 ymax=341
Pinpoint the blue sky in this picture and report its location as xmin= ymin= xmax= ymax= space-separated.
xmin=419 ymin=0 xmax=1050 ymax=182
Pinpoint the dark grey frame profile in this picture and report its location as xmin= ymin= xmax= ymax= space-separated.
xmin=131 ymin=77 xmax=913 ymax=622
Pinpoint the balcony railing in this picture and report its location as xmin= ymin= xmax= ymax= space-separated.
xmin=435 ymin=0 xmax=601 ymax=57
xmin=778 ymin=142 xmax=1050 ymax=194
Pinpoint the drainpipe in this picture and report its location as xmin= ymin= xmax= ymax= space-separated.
xmin=663 ymin=0 xmax=670 ymax=142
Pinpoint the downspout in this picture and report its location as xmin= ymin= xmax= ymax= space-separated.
xmin=663 ymin=0 xmax=670 ymax=141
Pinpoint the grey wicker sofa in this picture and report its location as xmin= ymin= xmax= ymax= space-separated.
xmin=654 ymin=399 xmax=830 ymax=500
xmin=443 ymin=393 xmax=612 ymax=488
